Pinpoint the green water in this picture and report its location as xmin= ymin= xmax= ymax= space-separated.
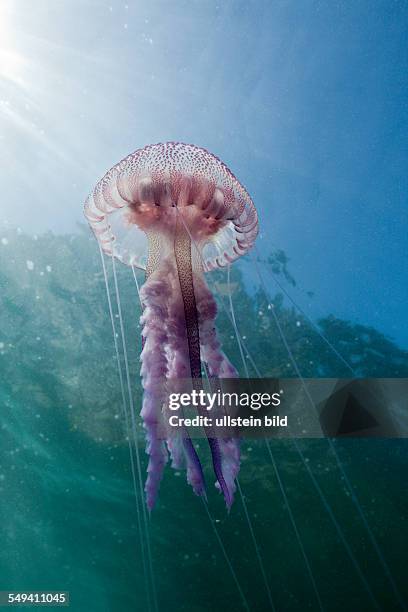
xmin=1 ymin=230 xmax=407 ymax=611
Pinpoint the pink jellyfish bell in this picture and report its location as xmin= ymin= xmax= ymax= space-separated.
xmin=85 ymin=142 xmax=258 ymax=509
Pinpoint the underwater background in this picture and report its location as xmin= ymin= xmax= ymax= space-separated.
xmin=0 ymin=1 xmax=407 ymax=611
xmin=1 ymin=230 xmax=408 ymax=611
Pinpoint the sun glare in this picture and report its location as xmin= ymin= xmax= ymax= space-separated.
xmin=0 ymin=3 xmax=24 ymax=85
xmin=0 ymin=47 xmax=24 ymax=83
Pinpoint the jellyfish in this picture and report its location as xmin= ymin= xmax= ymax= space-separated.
xmin=84 ymin=142 xmax=258 ymax=510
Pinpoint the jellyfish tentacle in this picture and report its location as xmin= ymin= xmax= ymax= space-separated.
xmin=182 ymin=437 xmax=207 ymax=498
xmin=140 ymin=220 xmax=240 ymax=509
xmin=207 ymin=438 xmax=234 ymax=508
xmin=165 ymin=259 xmax=206 ymax=498
xmin=174 ymin=218 xmax=201 ymax=378
xmin=195 ymin=280 xmax=238 ymax=378
xmin=194 ymin=274 xmax=241 ymax=508
xmin=139 ymin=261 xmax=172 ymax=510
xmin=173 ymin=222 xmax=232 ymax=503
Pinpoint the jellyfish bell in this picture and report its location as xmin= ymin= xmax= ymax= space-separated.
xmin=85 ymin=142 xmax=258 ymax=510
